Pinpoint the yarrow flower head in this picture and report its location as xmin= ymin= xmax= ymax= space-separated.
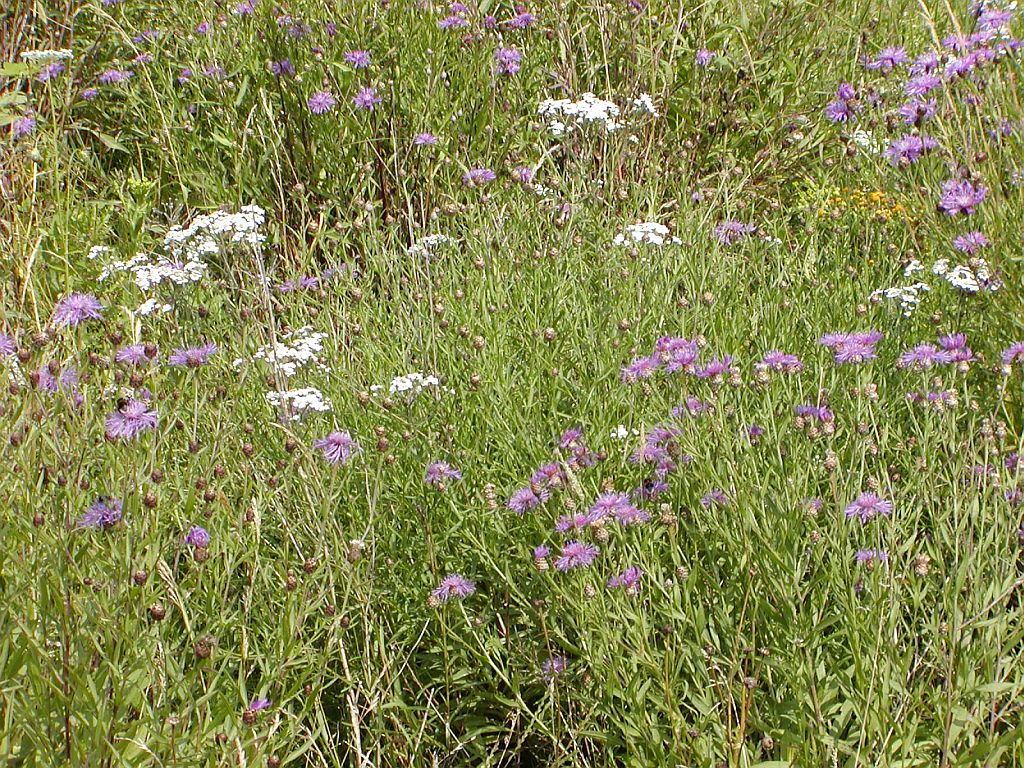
xmin=51 ymin=293 xmax=104 ymax=328
xmin=845 ymin=492 xmax=893 ymax=523
xmin=105 ymin=399 xmax=158 ymax=440
xmin=78 ymin=497 xmax=124 ymax=529
xmin=430 ymin=574 xmax=475 ymax=604
xmin=313 ymin=431 xmax=360 ymax=465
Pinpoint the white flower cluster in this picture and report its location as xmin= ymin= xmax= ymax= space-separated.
xmin=539 ymin=93 xmax=624 ymax=135
xmin=932 ymin=258 xmax=999 ymax=294
xmin=609 ymin=425 xmax=640 ymax=440
xmin=371 ymin=372 xmax=453 ymax=399
xmin=162 ymin=205 xmax=266 ymax=260
xmin=98 ymin=251 xmax=208 ymax=292
xmin=265 ymin=387 xmax=332 ymax=420
xmin=407 ymin=234 xmax=453 ymax=259
xmin=136 ymin=298 xmax=174 ymax=316
xmin=631 ymin=93 xmax=659 ymax=116
xmin=870 ymin=282 xmax=930 ymax=316
xmin=613 ymin=222 xmax=681 ymax=247
xmin=235 ymin=326 xmax=327 ymax=378
xmin=850 ymin=129 xmax=884 ymax=155
xmin=20 ymin=49 xmax=73 ymax=63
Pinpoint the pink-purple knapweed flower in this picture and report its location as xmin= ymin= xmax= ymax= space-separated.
xmin=425 ymin=461 xmax=461 ymax=488
xmin=314 ymin=431 xmax=360 ymax=465
xmin=554 ymin=540 xmax=599 ymax=571
xmin=169 ymin=342 xmax=217 ymax=367
xmin=105 ymin=399 xmax=158 ymax=440
xmin=714 ymin=220 xmax=755 ymax=245
xmin=431 ymin=573 xmax=475 ymax=603
xmin=116 ymin=343 xmax=159 ymax=365
xmin=344 ymin=50 xmax=371 ymax=68
xmin=695 ymin=48 xmax=716 ymax=66
xmin=462 ymin=167 xmax=496 ymax=187
xmin=952 ymin=231 xmax=988 ymax=255
xmin=413 ymin=132 xmax=438 ymax=146
xmin=494 ymin=47 xmax=522 ymax=75
xmin=607 ymin=565 xmax=642 ymax=593
xmin=938 ymin=179 xmax=987 ymax=215
xmin=51 ymin=292 xmax=104 ymax=328
xmin=184 ymin=525 xmax=210 ymax=548
xmin=308 ymin=90 xmax=336 ymax=114
xmin=845 ymin=492 xmax=893 ymax=523
xmin=353 ymin=86 xmax=381 ymax=110
xmin=79 ymin=497 xmax=123 ymax=529
xmin=1001 ymin=342 xmax=1024 ymax=369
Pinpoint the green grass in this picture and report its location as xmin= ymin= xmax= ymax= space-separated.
xmin=1 ymin=0 xmax=1024 ymax=765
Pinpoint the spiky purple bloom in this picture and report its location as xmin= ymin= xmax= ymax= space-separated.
xmin=344 ymin=50 xmax=371 ymax=68
xmin=313 ymin=431 xmax=360 ymax=465
xmin=508 ymin=486 xmax=546 ymax=514
xmin=655 ymin=336 xmax=700 ymax=373
xmin=904 ymin=74 xmax=941 ymax=97
xmin=270 ymin=59 xmax=295 ymax=77
xmin=696 ymin=355 xmax=736 ymax=380
xmin=855 ymin=548 xmax=888 ymax=566
xmin=116 ymin=343 xmax=158 ymax=365
xmin=234 ymin=0 xmax=256 ymax=15
xmin=353 ymin=86 xmax=381 ymax=110
xmin=825 ymin=99 xmax=855 ymax=123
xmin=37 ymin=62 xmax=65 ymax=83
xmin=938 ymin=333 xmax=974 ymax=363
xmin=541 ymin=655 xmax=568 ymax=682
xmin=820 ymin=330 xmax=881 ymax=365
xmin=794 ymin=404 xmax=834 ymax=422
xmin=431 ymin=573 xmax=475 ymax=603
xmin=759 ymin=350 xmax=804 ymax=373
xmin=495 ymin=47 xmax=522 ymax=75
xmin=413 ymin=132 xmax=438 ymax=146
xmin=607 ymin=565 xmax=643 ymax=592
xmin=836 ymin=82 xmax=856 ymax=100
xmin=51 ymin=293 xmax=104 ymax=327
xmin=938 ymin=179 xmax=987 ymax=215
xmin=105 ymin=399 xmax=158 ymax=440
xmin=78 ymin=497 xmax=123 ymax=529
xmin=885 ymin=134 xmax=937 ymax=166
xmin=169 ymin=342 xmax=217 ymax=367
xmin=620 ymin=354 xmax=659 ymax=383
xmin=952 ymin=231 xmax=989 ymax=255
xmin=911 ymin=51 xmax=940 ymax=75
xmin=98 ymin=69 xmax=134 ymax=84
xmin=247 ymin=697 xmax=272 ymax=711
xmin=845 ymin=492 xmax=893 ymax=523
xmin=899 ymin=98 xmax=937 ymax=125
xmin=508 ymin=10 xmax=536 ymax=28
xmin=701 ymin=489 xmax=730 ymax=509
xmin=196 ymin=20 xmax=211 ymax=35
xmin=897 ymin=343 xmax=953 ymax=370
xmin=695 ymin=48 xmax=716 ymax=66
xmin=714 ymin=220 xmax=755 ymax=245
xmin=554 ymin=540 xmax=599 ymax=571
xmin=462 ymin=167 xmax=496 ymax=187
xmin=81 ymin=88 xmax=98 ymax=100
xmin=866 ymin=46 xmax=908 ymax=71
xmin=439 ymin=14 xmax=470 ymax=29
xmin=184 ymin=525 xmax=210 ymax=548
xmin=0 ymin=333 xmax=14 ymax=356
xmin=1001 ymin=342 xmax=1024 ymax=368
xmin=513 ymin=165 xmax=535 ymax=183
xmin=425 ymin=461 xmax=461 ymax=488
xmin=308 ymin=90 xmax=336 ymax=114
xmin=533 ymin=544 xmax=551 ymax=559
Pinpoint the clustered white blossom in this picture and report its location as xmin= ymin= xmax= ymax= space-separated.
xmin=613 ymin=222 xmax=681 ymax=247
xmin=20 ymin=49 xmax=73 ymax=63
xmin=850 ymin=129 xmax=884 ymax=155
xmin=234 ymin=326 xmax=327 ymax=378
xmin=538 ymin=92 xmax=658 ymax=136
xmin=265 ymin=387 xmax=332 ymax=420
xmin=609 ymin=425 xmax=640 ymax=440
xmin=932 ymin=258 xmax=999 ymax=294
xmin=407 ymin=234 xmax=453 ymax=259
xmin=870 ymin=282 xmax=930 ymax=316
xmin=371 ymin=372 xmax=453 ymax=399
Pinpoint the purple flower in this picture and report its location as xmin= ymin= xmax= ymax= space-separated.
xmin=0 ymin=333 xmax=14 ymax=356
xmin=353 ymin=86 xmax=381 ymax=110
xmin=78 ymin=497 xmax=124 ymax=529
xmin=620 ymin=354 xmax=659 ymax=383
xmin=904 ymin=74 xmax=941 ymax=97
xmin=696 ymin=355 xmax=736 ymax=380
xmin=81 ymin=88 xmax=99 ymax=100
xmin=431 ymin=573 xmax=475 ymax=603
xmin=169 ymin=342 xmax=217 ymax=367
xmin=655 ymin=336 xmax=700 ymax=373
xmin=855 ymin=549 xmax=888 ymax=567
xmin=952 ymin=231 xmax=989 ymax=255
xmin=701 ymin=489 xmax=730 ymax=509
xmin=1001 ymin=342 xmax=1024 ymax=368
xmin=897 ymin=343 xmax=953 ymax=370
xmin=911 ymin=51 xmax=940 ymax=75
xmin=314 ymin=431 xmax=361 ymax=465
xmin=413 ymin=132 xmax=438 ymax=146
xmin=938 ymin=333 xmax=974 ymax=363
xmin=439 ymin=14 xmax=470 ymax=29
xmin=508 ymin=11 xmax=536 ymax=29
xmin=105 ymin=399 xmax=158 ymax=440
xmin=866 ymin=46 xmax=908 ymax=71
xmin=758 ymin=350 xmax=804 ymax=373
xmin=184 ymin=525 xmax=210 ymax=548
xmin=308 ymin=90 xmax=336 ymax=114
xmin=533 ymin=544 xmax=550 ymax=559
xmin=836 ymin=82 xmax=856 ymax=100
xmin=885 ymin=134 xmax=937 ymax=166
xmin=37 ymin=62 xmax=65 ymax=83
xmin=345 ymin=50 xmax=371 ymax=68
xmin=819 ymin=330 xmax=882 ymax=365
xmin=51 ymin=293 xmax=104 ymax=328
xmin=541 ymin=655 xmax=568 ymax=682
xmin=845 ymin=492 xmax=893 ymax=523
xmin=116 ymin=343 xmax=158 ymax=365
xmin=899 ymin=98 xmax=937 ymax=126
xmin=508 ymin=486 xmax=547 ymax=514
xmin=270 ymin=59 xmax=295 ymax=77
xmin=495 ymin=47 xmax=522 ymax=75
xmin=247 ymin=697 xmax=272 ymax=712
xmin=98 ymin=69 xmax=134 ymax=84
xmin=425 ymin=461 xmax=462 ymax=488
xmin=554 ymin=540 xmax=599 ymax=571
xmin=825 ymin=99 xmax=855 ymax=123
xmin=196 ymin=20 xmax=211 ymax=35
xmin=938 ymin=179 xmax=987 ymax=215
xmin=695 ymin=48 xmax=716 ymax=66
xmin=714 ymin=220 xmax=755 ymax=245
xmin=607 ymin=565 xmax=643 ymax=592
xmin=234 ymin=0 xmax=256 ymax=15
xmin=462 ymin=167 xmax=496 ymax=187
